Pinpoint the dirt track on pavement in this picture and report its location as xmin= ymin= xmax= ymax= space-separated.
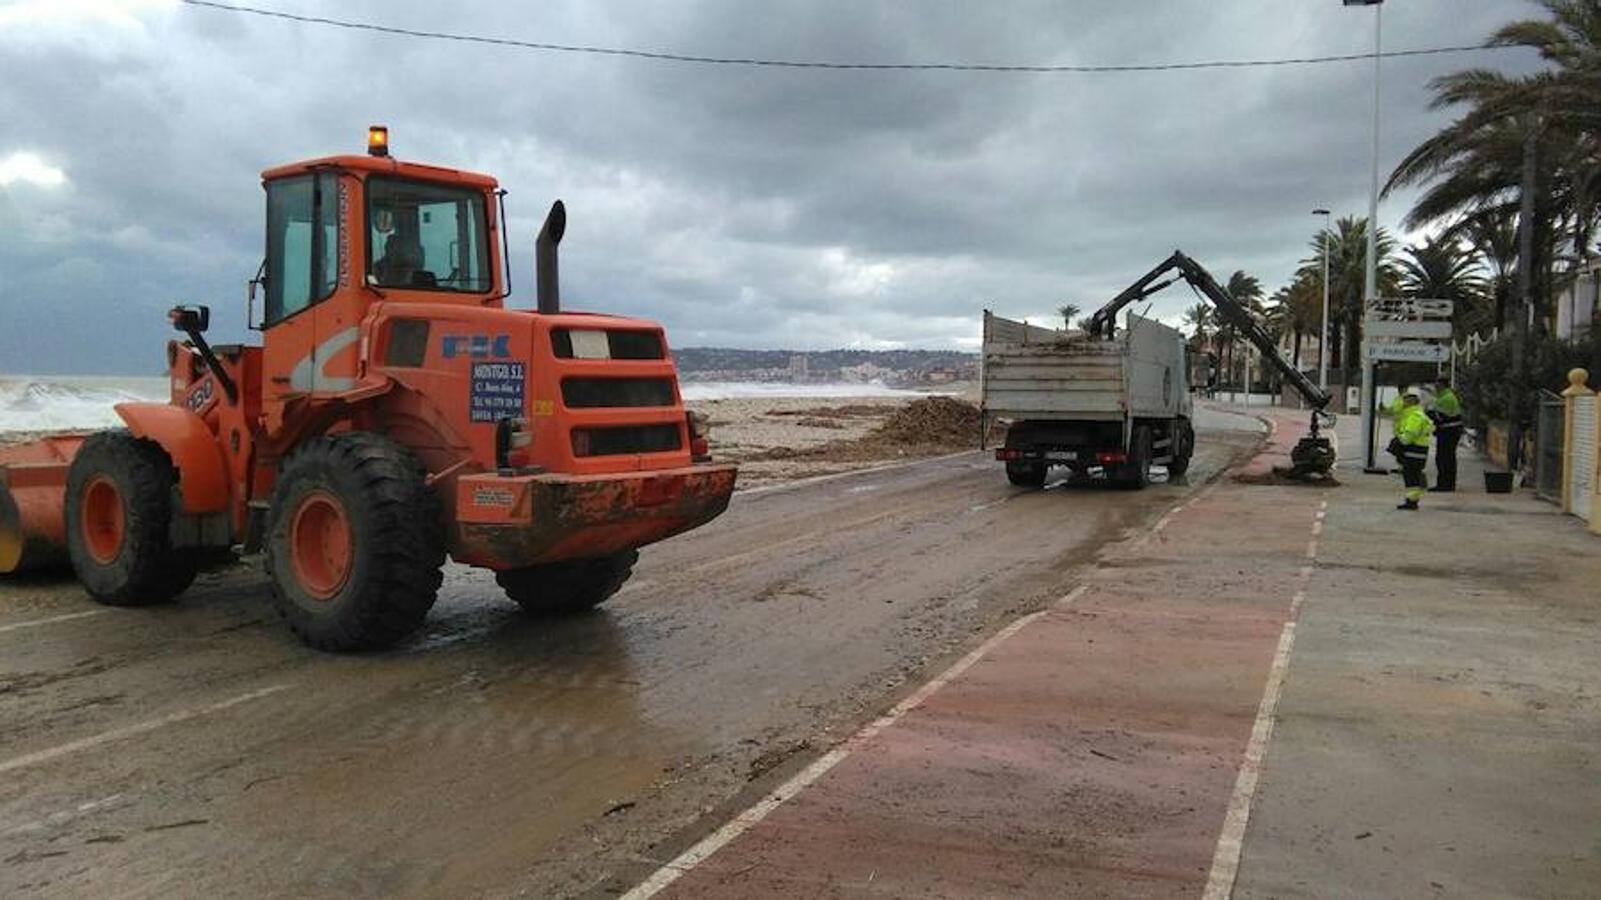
xmin=0 ymin=409 xmax=1263 ymax=897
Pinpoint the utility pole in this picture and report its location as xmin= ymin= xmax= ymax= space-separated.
xmin=1508 ymin=120 xmax=1538 ymax=475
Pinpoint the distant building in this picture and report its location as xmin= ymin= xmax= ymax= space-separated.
xmin=839 ymin=362 xmax=892 ymax=383
xmin=924 ymin=366 xmax=960 ymax=384
xmin=788 ymin=354 xmax=810 ymax=381
xmin=1556 ymin=259 xmax=1599 ymax=343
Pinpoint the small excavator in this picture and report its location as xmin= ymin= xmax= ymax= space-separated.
xmin=1088 ymin=250 xmax=1337 ymax=480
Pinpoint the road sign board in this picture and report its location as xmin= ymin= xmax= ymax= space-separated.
xmin=1367 ymin=341 xmax=1450 ymax=363
xmin=1365 ymin=320 xmax=1453 ymax=339
xmin=1367 ymin=297 xmax=1454 ymax=318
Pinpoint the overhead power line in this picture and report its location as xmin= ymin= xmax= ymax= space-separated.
xmin=179 ymin=0 xmax=1518 ymax=74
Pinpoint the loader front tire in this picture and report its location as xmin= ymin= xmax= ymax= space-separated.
xmin=265 ymin=433 xmax=444 ymax=651
xmin=496 ymin=550 xmax=638 ymax=616
xmin=65 ymin=430 xmax=198 ymax=605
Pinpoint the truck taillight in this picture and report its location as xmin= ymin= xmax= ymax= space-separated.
xmin=995 ymin=449 xmax=1021 ymax=461
xmin=1096 ymin=451 xmax=1127 ymax=465
xmin=687 ymin=410 xmax=711 ymax=461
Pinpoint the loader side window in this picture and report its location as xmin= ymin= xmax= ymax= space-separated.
xmin=264 ymin=173 xmax=339 ymax=325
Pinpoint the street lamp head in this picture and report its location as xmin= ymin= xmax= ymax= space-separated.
xmin=1312 ymin=208 xmax=1330 ymax=216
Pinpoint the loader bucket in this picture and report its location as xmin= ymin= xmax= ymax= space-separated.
xmin=0 ymin=435 xmax=85 ymax=574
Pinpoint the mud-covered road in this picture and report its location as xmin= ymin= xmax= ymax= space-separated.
xmin=1 ymin=408 xmax=1263 ymax=897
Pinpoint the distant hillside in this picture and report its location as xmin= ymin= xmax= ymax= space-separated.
xmin=674 ymin=347 xmax=975 ymax=375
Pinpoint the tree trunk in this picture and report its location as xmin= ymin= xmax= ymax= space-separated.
xmin=1292 ymin=328 xmax=1303 ymax=371
xmin=1509 ymin=122 xmax=1538 ymax=474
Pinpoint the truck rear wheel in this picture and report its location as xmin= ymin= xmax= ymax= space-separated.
xmin=496 ymin=550 xmax=638 ymax=615
xmin=65 ymin=430 xmax=198 ymax=605
xmin=1167 ymin=421 xmax=1195 ymax=477
xmin=1114 ymin=427 xmax=1153 ymax=490
xmin=1005 ymin=460 xmax=1047 ymax=488
xmin=264 ymin=433 xmax=444 ymax=651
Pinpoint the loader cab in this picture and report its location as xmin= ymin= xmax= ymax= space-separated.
xmin=257 ymin=140 xmax=505 ymax=329
xmin=254 ymin=130 xmax=505 ymax=400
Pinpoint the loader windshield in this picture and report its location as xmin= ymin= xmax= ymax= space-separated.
xmin=367 ymin=177 xmax=491 ymax=293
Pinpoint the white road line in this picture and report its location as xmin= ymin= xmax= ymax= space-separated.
xmin=1203 ymin=500 xmax=1326 ymax=900
xmin=734 ymin=450 xmax=979 ymax=498
xmin=621 ymin=584 xmax=1090 ymax=900
xmin=0 ymin=609 xmax=111 ymax=634
xmin=0 ymin=684 xmax=291 ymax=777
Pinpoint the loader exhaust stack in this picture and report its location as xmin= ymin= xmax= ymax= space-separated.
xmin=536 ymin=200 xmax=566 ymax=315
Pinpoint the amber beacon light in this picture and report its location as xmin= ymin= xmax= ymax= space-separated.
xmin=367 ymin=125 xmax=389 ymax=157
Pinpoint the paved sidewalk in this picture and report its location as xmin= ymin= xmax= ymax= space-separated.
xmin=1235 ymin=415 xmax=1601 ymax=897
xmin=624 ymin=406 xmax=1601 ymax=898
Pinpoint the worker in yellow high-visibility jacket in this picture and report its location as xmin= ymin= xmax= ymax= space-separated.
xmin=1427 ymin=377 xmax=1464 ymax=492
xmin=1391 ymin=390 xmax=1435 ymax=510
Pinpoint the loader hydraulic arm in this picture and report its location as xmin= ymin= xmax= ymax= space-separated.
xmin=1088 ymin=250 xmax=1331 ymax=412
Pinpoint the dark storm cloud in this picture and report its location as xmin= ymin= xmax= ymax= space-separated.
xmin=0 ymin=0 xmax=1543 ymax=372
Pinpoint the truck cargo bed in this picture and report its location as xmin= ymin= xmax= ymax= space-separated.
xmin=980 ymin=311 xmax=1186 ymax=423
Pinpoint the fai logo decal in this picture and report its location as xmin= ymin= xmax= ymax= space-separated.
xmin=442 ymin=334 xmax=512 ymax=359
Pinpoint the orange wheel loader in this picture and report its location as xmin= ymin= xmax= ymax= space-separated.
xmin=0 ymin=127 xmax=737 ymax=650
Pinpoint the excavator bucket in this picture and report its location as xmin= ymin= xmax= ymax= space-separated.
xmin=0 ymin=435 xmax=85 ymax=574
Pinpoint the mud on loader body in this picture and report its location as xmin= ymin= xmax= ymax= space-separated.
xmin=0 ymin=129 xmax=737 ymax=650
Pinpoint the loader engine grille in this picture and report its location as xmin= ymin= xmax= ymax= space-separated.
xmin=561 ymin=377 xmax=676 ymax=409
xmin=551 ymin=328 xmax=665 ymax=360
xmin=571 ymin=424 xmax=682 ymax=457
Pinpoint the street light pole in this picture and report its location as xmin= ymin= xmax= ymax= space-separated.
xmin=1345 ymin=0 xmax=1385 ymax=471
xmin=1313 ymin=208 xmax=1332 ymax=392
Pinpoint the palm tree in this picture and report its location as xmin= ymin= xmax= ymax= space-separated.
xmin=1396 ymin=235 xmax=1492 ymax=341
xmin=1269 ymin=275 xmax=1324 ymax=372
xmin=1058 ymin=303 xmax=1080 ymax=330
xmin=1385 ymin=1 xmax=1601 ymax=327
xmin=1218 ymin=271 xmax=1263 ymax=389
xmin=1183 ymin=303 xmax=1212 ymax=343
xmin=1454 ymin=208 xmax=1519 ymax=328
xmin=1296 ymin=217 xmax=1398 ymax=385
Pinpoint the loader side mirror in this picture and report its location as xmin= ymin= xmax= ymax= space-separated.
xmin=170 ymin=305 xmax=211 ymax=334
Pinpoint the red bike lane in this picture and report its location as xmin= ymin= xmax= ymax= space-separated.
xmin=634 ymin=411 xmax=1325 ymax=898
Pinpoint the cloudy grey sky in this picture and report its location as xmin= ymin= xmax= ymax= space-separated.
xmin=0 ymin=0 xmax=1543 ymax=374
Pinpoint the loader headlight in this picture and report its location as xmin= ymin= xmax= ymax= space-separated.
xmin=687 ymin=410 xmax=711 ymax=461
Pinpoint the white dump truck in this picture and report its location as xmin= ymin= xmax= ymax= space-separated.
xmin=982 ymin=251 xmax=1337 ymax=490
xmin=981 ymin=311 xmax=1194 ymax=489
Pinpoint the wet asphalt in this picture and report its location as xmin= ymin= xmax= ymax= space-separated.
xmin=1 ymin=409 xmax=1263 ymax=897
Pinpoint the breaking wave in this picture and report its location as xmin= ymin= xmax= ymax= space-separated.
xmin=679 ymin=381 xmax=932 ymax=401
xmin=0 ymin=376 xmax=934 ymax=434
xmin=0 ymin=377 xmax=168 ymax=434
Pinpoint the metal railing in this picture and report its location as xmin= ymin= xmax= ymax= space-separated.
xmin=1535 ymin=390 xmax=1565 ymax=503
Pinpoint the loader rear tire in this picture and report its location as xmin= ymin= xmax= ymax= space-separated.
xmin=264 ymin=433 xmax=444 ymax=651
xmin=65 ymin=430 xmax=199 ymax=606
xmin=1005 ymin=461 xmax=1047 ymax=488
xmin=496 ymin=550 xmax=638 ymax=615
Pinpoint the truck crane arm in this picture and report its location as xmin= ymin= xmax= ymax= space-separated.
xmin=1088 ymin=250 xmax=1337 ymax=479
xmin=1089 ymin=250 xmax=1331 ymax=411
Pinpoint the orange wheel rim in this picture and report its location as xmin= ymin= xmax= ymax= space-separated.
xmin=289 ymin=490 xmax=353 ymax=600
xmin=80 ymin=475 xmax=125 ymax=565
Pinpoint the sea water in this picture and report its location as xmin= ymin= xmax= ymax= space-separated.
xmin=0 ymin=375 xmax=926 ymax=433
